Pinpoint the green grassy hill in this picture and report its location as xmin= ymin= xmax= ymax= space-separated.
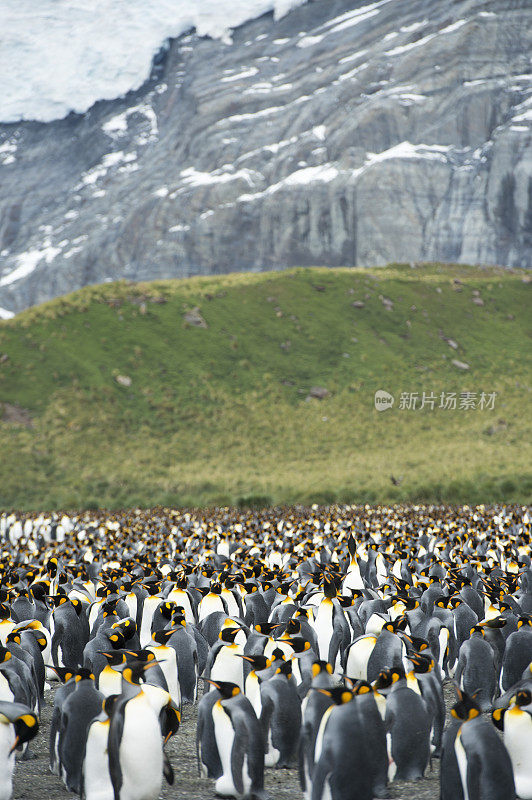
xmin=0 ymin=263 xmax=530 ymax=510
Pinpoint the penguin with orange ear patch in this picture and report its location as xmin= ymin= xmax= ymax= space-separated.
xmin=310 ymin=685 xmax=374 ymax=800
xmin=441 ymin=687 xmax=515 ymax=800
xmin=500 ymin=615 xmax=532 ymax=692
xmin=299 ymin=661 xmax=334 ymax=797
xmin=374 ymin=666 xmax=431 ymax=781
xmin=497 ymin=688 xmax=532 ymax=799
xmin=351 ymin=680 xmax=388 ymax=798
xmin=204 ymin=680 xmax=266 ymax=799
xmin=260 ymin=658 xmax=301 ymax=768
xmin=0 ymin=701 xmax=38 ymax=800
xmin=57 ymin=670 xmax=104 ymax=793
xmin=455 ymin=626 xmax=498 ymax=711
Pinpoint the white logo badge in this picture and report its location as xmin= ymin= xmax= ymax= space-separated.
xmin=374 ymin=390 xmax=394 ymax=411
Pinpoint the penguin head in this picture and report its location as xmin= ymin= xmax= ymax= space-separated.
xmin=75 ymin=668 xmax=95 ymax=683
xmin=491 ymin=706 xmax=505 ymax=731
xmin=409 ymin=652 xmax=434 ymax=674
xmin=9 ymin=712 xmax=39 ymax=753
xmin=374 ymin=666 xmax=405 ymax=690
xmin=46 ymin=557 xmax=59 ymax=577
xmin=275 ymin=659 xmax=294 ymax=679
xmin=205 ymin=680 xmax=241 ymax=700
xmin=317 ymin=686 xmax=353 ymax=706
xmin=122 ymin=658 xmax=158 ymax=686
xmin=352 ymin=680 xmax=372 ymax=696
xmin=515 ymin=689 xmax=532 ymax=708
xmin=70 ymin=597 xmax=84 ymax=616
xmin=171 ymin=608 xmax=187 ymax=626
xmin=285 ymin=636 xmax=311 ymax=654
xmin=322 ymin=574 xmax=337 ymax=600
xmin=311 ymin=661 xmax=333 ymax=678
xmin=254 ymin=623 xmax=279 ymax=636
xmin=270 ymin=648 xmax=286 ymax=663
xmin=48 ymin=666 xmax=76 ymax=683
xmin=517 ymin=615 xmax=532 ymax=629
xmin=408 ymin=636 xmax=429 ymax=653
xmin=238 ymin=654 xmax=271 ymax=672
xmin=219 ymin=626 xmax=241 ymax=643
xmin=451 ymin=687 xmax=481 ymax=721
xmin=99 ymin=650 xmax=127 ymax=667
xmin=102 ymin=694 xmax=119 ymax=718
xmin=152 ymin=629 xmax=177 ymax=645
xmin=0 ymin=646 xmax=11 ymax=664
xmin=480 ymin=616 xmax=506 ymax=630
xmin=102 ymin=598 xmax=119 ymax=617
xmin=285 ymin=619 xmax=301 ymax=636
xmin=112 ymin=618 xmax=137 ymax=641
xmin=159 ymin=602 xmax=175 ymax=620
xmin=160 ymin=701 xmax=181 ymax=743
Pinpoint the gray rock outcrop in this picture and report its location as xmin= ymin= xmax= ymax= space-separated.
xmin=0 ymin=0 xmax=531 ymax=313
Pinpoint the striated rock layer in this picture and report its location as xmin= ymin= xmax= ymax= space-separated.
xmin=0 ymin=0 xmax=531 ymax=314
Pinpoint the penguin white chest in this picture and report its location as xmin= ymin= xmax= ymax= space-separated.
xmin=140 ymin=597 xmax=161 ymax=647
xmin=0 ymin=674 xmax=14 ymax=703
xmin=346 ymin=636 xmax=376 ymax=681
xmin=454 ymin=730 xmax=470 ymax=800
xmin=313 ymin=602 xmax=334 ymax=661
xmin=505 ymin=709 xmax=532 ymax=800
xmin=83 ymin=720 xmax=113 ymax=800
xmin=198 ymin=594 xmax=225 ymax=623
xmin=0 ymin=722 xmax=15 ymax=800
xmin=210 ymin=645 xmax=244 ymax=690
xmin=119 ymin=694 xmax=163 ymax=800
xmin=245 ymin=672 xmax=262 ymax=717
xmin=314 ymin=705 xmax=334 ymax=764
xmin=212 ymin=701 xmax=251 ymax=798
xmin=98 ymin=667 xmax=122 ymax=698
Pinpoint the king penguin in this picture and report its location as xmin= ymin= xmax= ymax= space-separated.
xmin=0 ymin=700 xmax=38 ymax=800
xmin=494 ymin=688 xmax=532 ymax=799
xmin=108 ymin=661 xmax=179 ymax=800
xmin=208 ymin=680 xmax=266 ymax=799
xmin=440 ymin=687 xmax=515 ymax=800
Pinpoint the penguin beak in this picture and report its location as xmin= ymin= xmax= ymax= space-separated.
xmin=9 ymin=736 xmax=19 ymax=754
xmin=202 ymin=678 xmax=221 ymax=690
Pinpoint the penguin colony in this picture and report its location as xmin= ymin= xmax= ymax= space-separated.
xmin=0 ymin=503 xmax=530 ymax=800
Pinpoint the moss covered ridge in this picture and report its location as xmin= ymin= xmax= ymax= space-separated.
xmin=0 ymin=263 xmax=530 ymax=510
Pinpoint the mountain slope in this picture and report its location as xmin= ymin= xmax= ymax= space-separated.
xmin=0 ymin=0 xmax=531 ymax=315
xmin=0 ymin=264 xmax=530 ymax=509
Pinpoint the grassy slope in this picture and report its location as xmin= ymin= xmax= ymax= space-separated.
xmin=0 ymin=263 xmax=530 ymax=510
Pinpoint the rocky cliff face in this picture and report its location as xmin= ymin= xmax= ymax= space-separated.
xmin=0 ymin=0 xmax=531 ymax=314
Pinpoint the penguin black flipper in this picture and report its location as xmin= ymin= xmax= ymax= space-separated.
xmin=465 ymin=750 xmax=481 ymax=800
xmin=310 ymin=757 xmax=332 ymax=800
xmin=163 ymin=751 xmax=174 ymax=785
xmin=298 ymin=721 xmax=310 ymax=791
xmin=108 ymin=698 xmax=125 ymax=800
xmin=228 ymin=717 xmax=246 ymax=797
xmin=258 ymin=693 xmax=274 ymax=755
xmin=439 ymin=720 xmax=463 ymax=800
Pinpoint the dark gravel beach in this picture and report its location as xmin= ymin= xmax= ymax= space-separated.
xmin=13 ymin=684 xmax=453 ymax=800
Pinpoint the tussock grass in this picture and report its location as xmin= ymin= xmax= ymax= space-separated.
xmin=0 ymin=263 xmax=530 ymax=510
